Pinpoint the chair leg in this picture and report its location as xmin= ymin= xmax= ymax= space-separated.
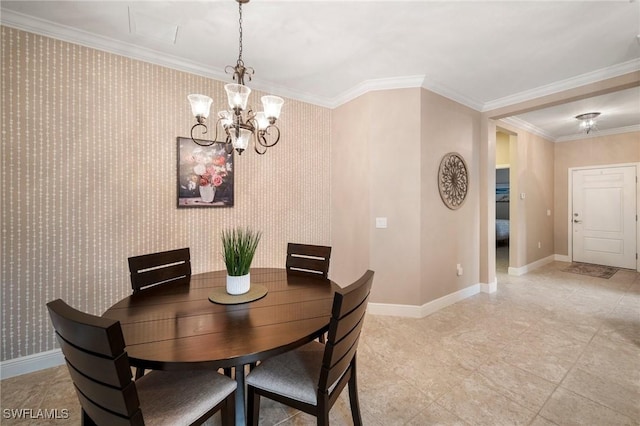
xmin=134 ymin=367 xmax=145 ymax=380
xmin=347 ymin=360 xmax=362 ymax=426
xmin=318 ymin=333 xmax=326 ymax=344
xmin=221 ymin=392 xmax=236 ymax=426
xmin=247 ymin=386 xmax=260 ymax=426
xmin=223 ymin=367 xmax=232 ymax=378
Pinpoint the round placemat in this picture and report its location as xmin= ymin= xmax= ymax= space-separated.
xmin=208 ymin=284 xmax=268 ymax=305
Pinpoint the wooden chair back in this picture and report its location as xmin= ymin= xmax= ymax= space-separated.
xmin=128 ymin=247 xmax=191 ymax=293
xmin=46 ymin=299 xmax=144 ymax=426
xmin=286 ymin=243 xmax=331 ymax=278
xmin=319 ymin=270 xmax=374 ymax=392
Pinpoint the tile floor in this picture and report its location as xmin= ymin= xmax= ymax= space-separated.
xmin=2 ymin=252 xmax=639 ymax=425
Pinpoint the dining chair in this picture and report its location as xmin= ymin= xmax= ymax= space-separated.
xmin=47 ymin=299 xmax=236 ymax=426
xmin=246 ymin=270 xmax=374 ymax=426
xmin=286 ymin=243 xmax=332 ymax=279
xmin=128 ymin=247 xmax=191 ymax=294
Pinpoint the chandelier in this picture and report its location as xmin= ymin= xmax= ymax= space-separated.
xmin=575 ymin=112 xmax=600 ymax=134
xmin=187 ymin=0 xmax=284 ymax=155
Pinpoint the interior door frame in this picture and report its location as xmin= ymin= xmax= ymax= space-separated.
xmin=567 ymin=162 xmax=639 ymax=272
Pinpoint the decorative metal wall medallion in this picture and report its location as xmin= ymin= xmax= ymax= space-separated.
xmin=438 ymin=152 xmax=468 ymax=210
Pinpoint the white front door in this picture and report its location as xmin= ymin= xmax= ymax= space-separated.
xmin=572 ymin=166 xmax=637 ymax=269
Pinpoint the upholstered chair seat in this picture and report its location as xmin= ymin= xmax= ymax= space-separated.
xmin=136 ymin=369 xmax=237 ymax=426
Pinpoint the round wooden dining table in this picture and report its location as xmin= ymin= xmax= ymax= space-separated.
xmin=102 ymin=268 xmax=337 ymax=426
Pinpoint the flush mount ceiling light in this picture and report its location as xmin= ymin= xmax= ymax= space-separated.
xmin=575 ymin=112 xmax=601 ymax=134
xmin=188 ymin=0 xmax=283 ymax=155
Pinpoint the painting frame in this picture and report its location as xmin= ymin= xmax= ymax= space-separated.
xmin=177 ymin=137 xmax=234 ymax=208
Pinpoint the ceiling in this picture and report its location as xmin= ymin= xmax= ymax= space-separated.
xmin=2 ymin=0 xmax=639 ymax=141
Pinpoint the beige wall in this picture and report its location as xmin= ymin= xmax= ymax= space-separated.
xmin=0 ymin=27 xmax=331 ymax=361
xmin=554 ymin=132 xmax=640 ymax=255
xmin=421 ymin=90 xmax=481 ymax=300
xmin=370 ymin=89 xmax=422 ymax=305
xmin=496 ymin=122 xmax=555 ymax=267
xmin=330 ymin=94 xmax=371 ymax=287
xmin=331 ymin=87 xmax=481 ymax=306
xmin=496 ymin=131 xmax=510 ymax=166
xmin=331 ymin=89 xmax=422 ymax=304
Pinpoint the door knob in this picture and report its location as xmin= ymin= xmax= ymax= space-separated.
xmin=574 ymin=219 xmax=582 ymax=223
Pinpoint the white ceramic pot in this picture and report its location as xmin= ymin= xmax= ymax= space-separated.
xmin=226 ymin=273 xmax=250 ymax=295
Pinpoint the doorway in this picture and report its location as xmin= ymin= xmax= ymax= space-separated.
xmin=571 ymin=165 xmax=637 ymax=269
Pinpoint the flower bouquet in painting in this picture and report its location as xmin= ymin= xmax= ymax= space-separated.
xmin=177 ymin=137 xmax=234 ymax=207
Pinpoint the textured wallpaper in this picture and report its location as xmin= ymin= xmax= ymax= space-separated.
xmin=0 ymin=26 xmax=331 ymax=361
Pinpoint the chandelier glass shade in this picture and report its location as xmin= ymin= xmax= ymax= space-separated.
xmin=575 ymin=112 xmax=600 ymax=134
xmin=188 ymin=0 xmax=284 ymax=155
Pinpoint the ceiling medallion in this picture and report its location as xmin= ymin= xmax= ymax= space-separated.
xmin=438 ymin=152 xmax=469 ymax=210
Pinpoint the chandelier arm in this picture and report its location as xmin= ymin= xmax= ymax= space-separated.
xmin=191 ymin=123 xmax=214 ymax=146
xmin=253 ymin=134 xmax=268 ymax=155
xmin=191 ymin=117 xmax=229 ymax=146
xmin=256 ymin=125 xmax=281 ymax=148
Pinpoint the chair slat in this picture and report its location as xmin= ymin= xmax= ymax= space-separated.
xmin=328 ymin=299 xmax=367 ymax=343
xmin=130 ymin=264 xmax=191 ymax=289
xmin=48 ymin=299 xmax=125 ymax=357
xmin=286 ymin=243 xmax=331 ymax=258
xmin=127 ymin=248 xmax=190 ymax=271
xmin=75 ymin=385 xmax=144 ymax=426
xmin=67 ymin=362 xmax=140 ymax=417
xmin=323 ymin=318 xmax=363 ymax=368
xmin=57 ymin=336 xmax=132 ymax=388
xmin=286 ymin=257 xmax=328 ymax=275
xmin=128 ymin=248 xmax=191 ymax=293
xmin=331 ymin=270 xmax=373 ymax=318
xmin=286 ymin=243 xmax=331 ymax=278
xmin=322 ymin=332 xmax=360 ymax=389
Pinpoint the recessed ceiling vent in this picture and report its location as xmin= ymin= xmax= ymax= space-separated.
xmin=128 ymin=7 xmax=179 ymax=44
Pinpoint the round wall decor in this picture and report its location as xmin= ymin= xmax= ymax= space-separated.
xmin=438 ymin=152 xmax=468 ymax=210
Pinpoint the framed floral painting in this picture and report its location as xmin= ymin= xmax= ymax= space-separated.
xmin=177 ymin=137 xmax=234 ymax=208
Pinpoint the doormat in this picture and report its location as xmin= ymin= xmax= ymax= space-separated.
xmin=563 ymin=262 xmax=619 ymax=279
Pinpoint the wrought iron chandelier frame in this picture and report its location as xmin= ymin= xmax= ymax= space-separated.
xmin=188 ymin=0 xmax=282 ymax=155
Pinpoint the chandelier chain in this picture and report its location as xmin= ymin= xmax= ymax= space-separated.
xmin=238 ymin=2 xmax=243 ymax=64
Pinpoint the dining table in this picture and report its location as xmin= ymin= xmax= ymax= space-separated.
xmin=102 ymin=267 xmax=337 ymax=426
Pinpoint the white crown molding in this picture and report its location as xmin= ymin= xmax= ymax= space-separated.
xmin=328 ymin=75 xmax=426 ymax=109
xmin=0 ymin=8 xmax=334 ymax=108
xmin=421 ymin=79 xmax=485 ymax=112
xmin=555 ymin=124 xmax=640 ymax=143
xmin=500 ymin=116 xmax=556 ymax=141
xmin=483 ymin=58 xmax=640 ymax=112
xmin=2 ymin=7 xmax=638 ymax=112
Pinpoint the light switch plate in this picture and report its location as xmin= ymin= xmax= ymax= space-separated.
xmin=375 ymin=217 xmax=387 ymax=228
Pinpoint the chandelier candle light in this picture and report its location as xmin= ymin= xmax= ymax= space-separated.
xmin=188 ymin=0 xmax=284 ymax=155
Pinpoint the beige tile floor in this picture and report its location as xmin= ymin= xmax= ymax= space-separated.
xmin=2 ymin=251 xmax=639 ymax=425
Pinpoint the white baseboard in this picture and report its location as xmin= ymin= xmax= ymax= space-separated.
xmin=554 ymin=254 xmax=571 ymax=262
xmin=0 ymin=349 xmax=64 ymax=380
xmin=481 ymin=279 xmax=497 ymax=294
xmin=368 ymin=283 xmax=480 ymax=318
xmin=508 ymin=254 xmax=556 ymax=276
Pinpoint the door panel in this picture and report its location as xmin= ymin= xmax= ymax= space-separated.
xmin=572 ymin=166 xmax=636 ymax=269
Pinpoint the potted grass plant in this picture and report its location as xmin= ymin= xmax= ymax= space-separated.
xmin=221 ymin=227 xmax=262 ymax=295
